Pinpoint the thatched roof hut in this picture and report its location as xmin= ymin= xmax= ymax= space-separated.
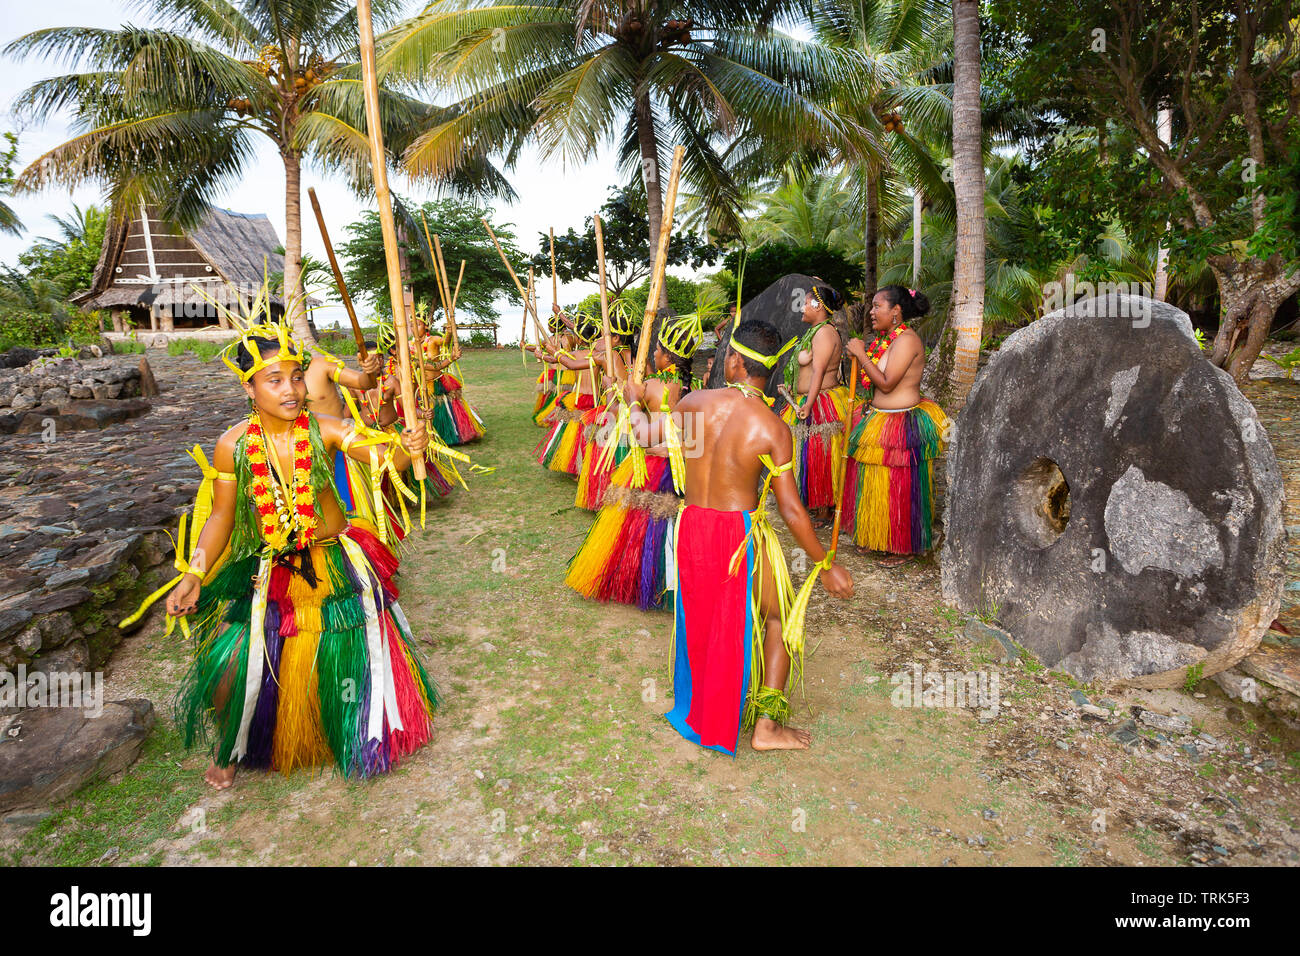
xmin=73 ymin=203 xmax=307 ymax=333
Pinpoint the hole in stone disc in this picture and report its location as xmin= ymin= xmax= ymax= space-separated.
xmin=1013 ymin=457 xmax=1071 ymax=548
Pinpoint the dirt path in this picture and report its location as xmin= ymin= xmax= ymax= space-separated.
xmin=4 ymin=350 xmax=1297 ymax=866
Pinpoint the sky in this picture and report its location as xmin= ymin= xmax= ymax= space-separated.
xmin=0 ymin=1 xmax=667 ymax=337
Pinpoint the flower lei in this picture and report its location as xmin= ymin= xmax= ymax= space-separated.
xmin=245 ymin=411 xmax=317 ymax=551
xmin=864 ymin=322 xmax=909 ymax=366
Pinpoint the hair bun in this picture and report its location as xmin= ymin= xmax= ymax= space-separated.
xmin=909 ymin=289 xmax=930 ymax=317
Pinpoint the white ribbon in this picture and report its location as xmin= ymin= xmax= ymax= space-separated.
xmin=339 ymin=534 xmax=387 ymax=744
xmin=231 ymin=555 xmax=272 ymax=760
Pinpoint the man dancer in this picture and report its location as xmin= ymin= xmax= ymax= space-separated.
xmin=665 ymin=319 xmax=853 ymax=755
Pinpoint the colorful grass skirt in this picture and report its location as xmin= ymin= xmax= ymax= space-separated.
xmin=574 ymin=404 xmax=629 ymax=510
xmin=565 ymin=453 xmax=680 ymax=611
xmin=535 ymin=391 xmax=595 ymax=475
xmin=780 ymin=384 xmax=851 ymax=510
xmin=175 ymin=524 xmax=439 ymax=778
xmin=430 ymin=373 xmax=484 ymax=446
xmin=841 ymin=399 xmax=949 ymax=554
xmin=533 ymin=368 xmax=575 ymax=427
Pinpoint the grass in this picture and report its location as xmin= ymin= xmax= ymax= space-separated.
xmin=165 ymin=337 xmax=231 ymax=362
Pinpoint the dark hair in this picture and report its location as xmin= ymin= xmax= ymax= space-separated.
xmin=660 ymin=342 xmax=694 ymax=396
xmin=811 ymin=282 xmax=845 ymax=313
xmin=363 ymin=339 xmax=377 ymax=350
xmin=731 ymin=319 xmax=783 ymax=379
xmin=237 ymin=335 xmax=286 ymax=374
xmin=875 ymin=284 xmax=930 ymax=321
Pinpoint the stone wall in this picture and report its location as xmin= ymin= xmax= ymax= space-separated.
xmin=0 ymin=354 xmax=141 ymax=411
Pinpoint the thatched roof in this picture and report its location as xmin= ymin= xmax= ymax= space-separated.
xmin=73 ymin=204 xmax=309 ymax=311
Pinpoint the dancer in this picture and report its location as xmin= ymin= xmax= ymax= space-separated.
xmin=565 ymin=312 xmax=701 ymax=610
xmin=781 ymin=282 xmax=850 ymax=526
xmin=533 ymin=308 xmax=574 ymax=427
xmin=143 ymin=313 xmax=439 ymax=790
xmin=842 ymin=285 xmax=950 ymax=563
xmin=574 ymin=298 xmax=638 ymax=511
xmin=665 ymin=319 xmax=853 ymax=755
xmin=533 ymin=312 xmax=602 ymax=476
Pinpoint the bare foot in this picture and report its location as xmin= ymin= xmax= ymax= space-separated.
xmin=751 ymin=717 xmax=812 ymax=751
xmin=204 ymin=761 xmax=237 ymax=790
xmin=876 ymin=553 xmax=914 ymax=568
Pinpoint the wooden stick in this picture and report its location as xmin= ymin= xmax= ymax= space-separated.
xmin=520 ymin=268 xmax=534 ymax=365
xmin=432 ymin=234 xmax=456 ymax=357
xmin=452 ymin=260 xmax=465 ymax=315
xmin=828 ymin=357 xmax=860 ymax=557
xmin=306 ymin=187 xmax=367 ymax=360
xmin=594 ymin=215 xmax=616 ymax=387
xmin=549 ymin=227 xmax=558 ymax=310
xmin=482 ymin=218 xmax=543 ymax=333
xmin=632 ymin=144 xmax=685 ymax=385
xmin=418 ymin=212 xmax=449 ymax=332
xmin=356 ymin=0 xmax=423 ymax=479
xmin=395 ymin=223 xmax=429 ymax=414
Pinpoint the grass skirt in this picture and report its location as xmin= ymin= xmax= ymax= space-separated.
xmin=174 ymin=524 xmax=438 ymax=778
xmin=533 ymin=368 xmax=575 ymax=427
xmin=780 ymin=385 xmax=850 ymax=510
xmin=535 ymin=391 xmax=594 ymax=475
xmin=430 ymin=373 xmax=484 ymax=446
xmin=574 ymin=404 xmax=628 ymax=510
xmin=565 ymin=454 xmax=680 ymax=611
xmin=842 ymin=399 xmax=948 ymax=554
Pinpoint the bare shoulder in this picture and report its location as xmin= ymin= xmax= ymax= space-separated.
xmin=214 ymin=421 xmax=247 ymax=471
xmin=814 ymin=323 xmax=842 ymax=347
xmin=675 ymin=387 xmax=708 ymax=414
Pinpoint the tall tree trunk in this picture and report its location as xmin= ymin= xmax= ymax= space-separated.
xmin=946 ymin=0 xmax=986 ymax=412
xmin=863 ymin=168 xmax=879 ymax=299
xmin=282 ymin=148 xmax=312 ymax=343
xmin=1153 ymin=107 xmax=1172 ymax=301
xmin=634 ymin=89 xmax=670 ymax=313
xmin=912 ymin=189 xmax=924 ymax=286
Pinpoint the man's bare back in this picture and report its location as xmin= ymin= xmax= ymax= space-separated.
xmin=676 ymin=385 xmax=786 ymax=512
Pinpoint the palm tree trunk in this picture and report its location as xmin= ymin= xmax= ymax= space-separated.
xmin=1153 ymin=107 xmax=1172 ymax=301
xmin=912 ymin=189 xmax=924 ymax=285
xmin=946 ymin=0 xmax=985 ymax=412
xmin=634 ymin=89 xmax=670 ymax=313
xmin=282 ymin=148 xmax=312 ymax=343
xmin=863 ymin=168 xmax=879 ymax=299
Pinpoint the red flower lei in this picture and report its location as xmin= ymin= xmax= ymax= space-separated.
xmin=859 ymin=322 xmax=909 ymax=391
xmin=245 ymin=411 xmax=317 ymax=550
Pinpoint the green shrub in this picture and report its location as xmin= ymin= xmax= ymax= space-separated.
xmin=111 ymin=339 xmax=147 ymax=354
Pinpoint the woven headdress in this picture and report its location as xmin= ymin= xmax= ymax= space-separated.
xmin=208 ymin=280 xmax=308 ymax=382
xmin=607 ymin=297 xmax=638 ymax=337
xmin=573 ymin=311 xmax=602 ymax=343
xmin=658 ymin=312 xmax=703 ymax=360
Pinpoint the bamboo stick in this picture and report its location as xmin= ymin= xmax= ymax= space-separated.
xmin=356 ymin=0 xmax=423 ymax=479
xmin=452 ymin=260 xmax=465 ymax=318
xmin=594 ymin=215 xmax=616 ymax=387
xmin=432 ymin=234 xmax=456 ymax=357
xmin=418 ymin=212 xmax=449 ymax=333
xmin=395 ymin=223 xmax=429 ymax=414
xmin=632 ymin=144 xmax=685 ymax=386
xmin=549 ymin=227 xmax=558 ymax=310
xmin=306 ymin=187 xmax=366 ymax=360
xmin=482 ymin=218 xmax=544 ymax=338
xmin=829 ymin=357 xmax=859 ymax=556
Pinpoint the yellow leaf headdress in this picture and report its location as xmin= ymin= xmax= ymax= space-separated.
xmin=205 ymin=278 xmax=308 ymax=382
xmin=658 ymin=312 xmax=703 ymax=360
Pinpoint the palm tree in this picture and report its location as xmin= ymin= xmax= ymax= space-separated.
xmin=806 ymin=0 xmax=954 ymax=299
xmin=377 ymin=0 xmax=863 ymax=311
xmin=6 ymin=0 xmax=431 ymax=343
xmin=947 ymin=0 xmax=985 ymax=410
